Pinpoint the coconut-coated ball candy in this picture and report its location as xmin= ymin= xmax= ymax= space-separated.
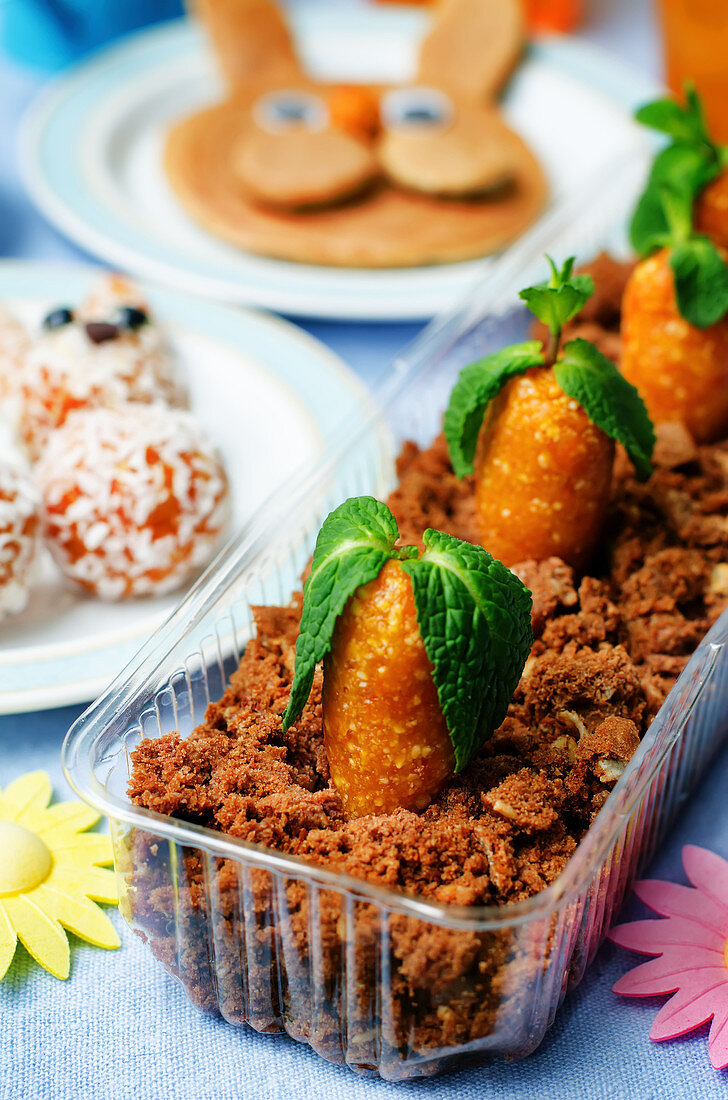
xmin=37 ymin=405 xmax=230 ymax=600
xmin=0 ymin=458 xmax=40 ymax=619
xmin=322 ymin=558 xmax=455 ymax=817
xmin=19 ymin=292 xmax=186 ymax=462
xmin=0 ymin=306 xmax=31 ymax=427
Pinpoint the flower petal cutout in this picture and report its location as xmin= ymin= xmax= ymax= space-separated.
xmin=610 ymin=916 xmax=725 ymax=955
xmin=682 ymin=845 xmax=728 ymax=915
xmin=612 ymin=845 xmax=728 ymax=1070
xmin=1 ymin=771 xmax=52 ymax=822
xmin=708 ymin=1001 xmax=728 ymax=1070
xmin=1 ymin=895 xmax=70 ymax=979
xmin=650 ymin=980 xmax=727 ymax=1041
xmin=34 ymin=885 xmax=120 ymax=949
xmin=0 ymin=904 xmax=17 ymax=980
xmin=634 ymin=879 xmax=728 ymax=937
xmin=613 ymin=951 xmax=725 ymax=997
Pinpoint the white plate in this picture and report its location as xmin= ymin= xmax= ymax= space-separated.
xmin=19 ymin=8 xmax=660 ymax=321
xmin=0 ymin=260 xmax=366 ymax=713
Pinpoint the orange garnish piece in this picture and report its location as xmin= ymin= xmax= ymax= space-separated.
xmin=328 ymin=85 xmax=381 ymax=141
xmin=474 ymin=366 xmax=614 ymax=570
xmin=621 ymin=248 xmax=728 ymax=444
xmin=322 ymin=559 xmax=454 ymax=816
xmin=695 ymin=168 xmax=728 ymax=251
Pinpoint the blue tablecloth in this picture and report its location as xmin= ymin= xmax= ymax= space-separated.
xmin=2 ymin=9 xmax=727 ymax=1097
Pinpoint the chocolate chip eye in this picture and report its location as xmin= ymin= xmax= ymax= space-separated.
xmin=114 ymin=306 xmax=149 ymax=331
xmin=382 ymin=88 xmax=453 ymax=130
xmin=254 ymin=90 xmax=329 ymax=134
xmin=42 ymin=307 xmax=74 ymax=331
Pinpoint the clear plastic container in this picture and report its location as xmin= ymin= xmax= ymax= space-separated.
xmin=63 ymin=163 xmax=728 ymax=1080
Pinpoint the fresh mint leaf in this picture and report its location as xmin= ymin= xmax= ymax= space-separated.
xmin=403 ymin=530 xmax=532 ymax=772
xmin=281 ymin=496 xmax=399 ymax=731
xmin=518 ymin=256 xmax=594 ymax=335
xmin=670 ymin=236 xmax=728 ymax=327
xmin=630 ymin=178 xmax=696 ymax=258
xmin=635 ymin=96 xmax=706 ymax=143
xmin=555 ymin=338 xmax=655 ymax=481
xmin=629 ymin=183 xmax=672 ymax=257
xmin=649 ymin=142 xmax=720 ymax=193
xmin=444 ymin=342 xmax=545 ymax=478
xmin=631 ymin=87 xmax=726 ymax=260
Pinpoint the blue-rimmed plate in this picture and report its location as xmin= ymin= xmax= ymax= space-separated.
xmin=19 ymin=8 xmax=659 ymax=321
xmin=0 ymin=260 xmax=365 ymax=713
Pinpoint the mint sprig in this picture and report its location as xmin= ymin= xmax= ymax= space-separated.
xmin=670 ymin=237 xmax=728 ymax=328
xmin=629 ymin=85 xmax=728 ymax=326
xmin=630 ymin=86 xmax=726 ymax=259
xmin=518 ymin=255 xmax=594 ymax=337
xmin=443 ymin=342 xmax=544 ymax=478
xmin=444 ymin=256 xmax=595 ymax=481
xmin=635 ymin=86 xmax=716 ymax=148
xmin=445 ymin=255 xmax=655 ymax=486
xmin=555 ymin=338 xmax=655 ymax=481
xmin=402 ymin=529 xmax=532 ymax=771
xmin=282 ymin=497 xmax=533 ymax=772
xmin=281 ymin=496 xmax=407 ymax=731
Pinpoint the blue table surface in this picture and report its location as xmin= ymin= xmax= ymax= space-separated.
xmin=3 ymin=4 xmax=728 ymax=1097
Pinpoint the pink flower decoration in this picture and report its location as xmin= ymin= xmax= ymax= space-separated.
xmin=610 ymin=845 xmax=728 ymax=1070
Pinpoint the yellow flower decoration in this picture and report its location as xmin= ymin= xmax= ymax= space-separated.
xmin=0 ymin=770 xmax=119 ymax=980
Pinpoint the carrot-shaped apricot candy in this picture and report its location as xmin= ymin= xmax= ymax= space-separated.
xmin=621 ymin=244 xmax=728 ymax=444
xmin=695 ymin=169 xmax=728 ymax=252
xmin=444 ymin=257 xmax=654 ymax=570
xmin=626 ymin=91 xmax=728 ymax=443
xmin=630 ymin=85 xmax=728 ymax=259
xmin=281 ymin=497 xmax=532 ymax=816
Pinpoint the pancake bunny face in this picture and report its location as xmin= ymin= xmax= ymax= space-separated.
xmin=166 ymin=0 xmax=547 ymax=267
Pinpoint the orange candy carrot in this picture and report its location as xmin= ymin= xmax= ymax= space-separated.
xmin=322 ymin=559 xmax=454 ymax=816
xmin=282 ymin=497 xmax=533 ymax=817
xmin=695 ymin=169 xmax=728 ymax=251
xmin=473 ymin=366 xmax=614 ymax=569
xmin=445 ymin=256 xmax=654 ymax=573
xmin=621 ymin=248 xmax=728 ymax=444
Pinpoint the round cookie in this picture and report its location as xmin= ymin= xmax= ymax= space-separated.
xmin=166 ymin=0 xmax=547 ymax=268
xmin=165 ymin=102 xmax=547 ymax=267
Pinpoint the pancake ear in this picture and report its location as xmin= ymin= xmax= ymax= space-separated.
xmin=194 ymin=0 xmax=303 ymax=94
xmin=417 ymin=0 xmax=525 ymax=102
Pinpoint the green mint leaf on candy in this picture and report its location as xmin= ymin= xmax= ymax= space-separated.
xmin=629 ymin=184 xmax=672 ymax=258
xmin=670 ymin=237 xmax=728 ymax=328
xmin=281 ymin=496 xmax=400 ymax=731
xmin=443 ymin=342 xmax=544 ymax=478
xmin=555 ymin=338 xmax=655 ymax=481
xmin=634 ymin=86 xmax=721 ymax=164
xmin=518 ymin=254 xmax=594 ymax=335
xmin=402 ymin=530 xmax=532 ymax=772
xmin=630 ymin=156 xmax=708 ymax=258
xmin=650 ymin=142 xmax=721 ymax=194
xmin=635 ymin=94 xmax=709 ymax=145
xmin=283 ymin=498 xmax=533 ymax=773
xmin=631 ymin=180 xmax=695 ymax=260
xmin=630 ymin=85 xmax=727 ymax=262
